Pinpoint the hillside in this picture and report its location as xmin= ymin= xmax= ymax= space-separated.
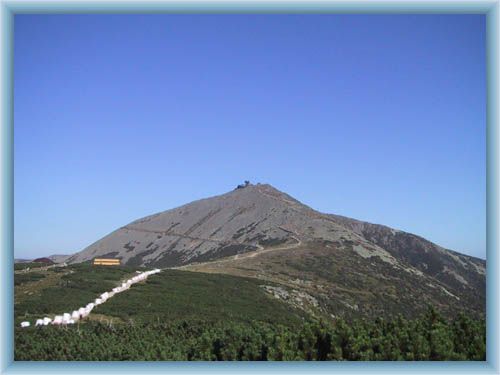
xmin=66 ymin=183 xmax=485 ymax=319
xmin=14 ymin=263 xmax=306 ymax=327
xmin=68 ymin=183 xmax=360 ymax=266
xmin=14 ymin=264 xmax=486 ymax=361
xmin=48 ymin=254 xmax=71 ymax=263
xmin=327 ymin=214 xmax=485 ymax=302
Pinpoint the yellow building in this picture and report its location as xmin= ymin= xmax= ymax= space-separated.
xmin=93 ymin=258 xmax=121 ymax=266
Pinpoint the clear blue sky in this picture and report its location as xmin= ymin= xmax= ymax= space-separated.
xmin=14 ymin=14 xmax=486 ymax=260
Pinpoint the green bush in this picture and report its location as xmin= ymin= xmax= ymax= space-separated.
xmin=15 ymin=308 xmax=485 ymax=361
xmin=14 ymin=272 xmax=46 ymax=286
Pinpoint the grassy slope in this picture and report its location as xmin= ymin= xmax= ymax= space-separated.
xmin=15 ymin=264 xmax=141 ymax=323
xmin=95 ymin=269 xmax=307 ymax=326
xmin=183 ymin=241 xmax=484 ymax=320
xmin=14 ymin=272 xmax=46 ymax=286
xmin=15 ymin=264 xmax=312 ymax=360
xmin=15 ymin=264 xmax=307 ymax=327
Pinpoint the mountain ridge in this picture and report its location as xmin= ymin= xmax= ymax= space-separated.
xmin=68 ymin=183 xmax=484 ymax=270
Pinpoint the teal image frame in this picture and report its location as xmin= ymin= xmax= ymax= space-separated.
xmin=0 ymin=1 xmax=498 ymax=374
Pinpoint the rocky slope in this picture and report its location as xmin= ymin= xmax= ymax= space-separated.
xmin=47 ymin=254 xmax=71 ymax=264
xmin=327 ymin=214 xmax=485 ymax=298
xmin=68 ymin=183 xmax=369 ymax=266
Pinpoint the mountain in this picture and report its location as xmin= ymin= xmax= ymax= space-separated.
xmin=47 ymin=254 xmax=71 ymax=264
xmin=32 ymin=257 xmax=55 ymax=264
xmin=67 ymin=183 xmax=485 ymax=319
xmin=326 ymin=214 xmax=485 ymax=300
xmin=68 ymin=183 xmax=349 ymax=266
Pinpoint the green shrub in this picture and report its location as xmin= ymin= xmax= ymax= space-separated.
xmin=15 ymin=308 xmax=485 ymax=361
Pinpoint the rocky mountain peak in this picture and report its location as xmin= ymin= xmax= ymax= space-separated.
xmin=61 ymin=183 xmax=485 ymax=320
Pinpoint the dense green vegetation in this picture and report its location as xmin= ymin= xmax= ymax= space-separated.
xmin=15 ymin=265 xmax=485 ymax=361
xmin=15 ymin=308 xmax=485 ymax=361
xmin=15 ymin=265 xmax=306 ymax=327
xmin=96 ymin=270 xmax=307 ymax=326
xmin=15 ymin=264 xmax=141 ymax=321
xmin=14 ymin=272 xmax=46 ymax=286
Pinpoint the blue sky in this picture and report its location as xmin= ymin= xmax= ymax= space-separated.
xmin=14 ymin=14 xmax=486 ymax=259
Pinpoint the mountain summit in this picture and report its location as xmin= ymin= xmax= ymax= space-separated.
xmin=68 ymin=183 xmax=485 ymax=318
xmin=69 ymin=183 xmax=352 ymax=266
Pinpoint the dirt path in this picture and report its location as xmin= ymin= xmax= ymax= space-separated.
xmin=235 ymin=236 xmax=302 ymax=260
xmin=173 ymin=236 xmax=302 ymax=270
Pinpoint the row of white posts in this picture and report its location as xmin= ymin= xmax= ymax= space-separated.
xmin=20 ymin=269 xmax=161 ymax=328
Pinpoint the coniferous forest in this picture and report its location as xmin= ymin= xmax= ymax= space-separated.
xmin=15 ymin=308 xmax=485 ymax=361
